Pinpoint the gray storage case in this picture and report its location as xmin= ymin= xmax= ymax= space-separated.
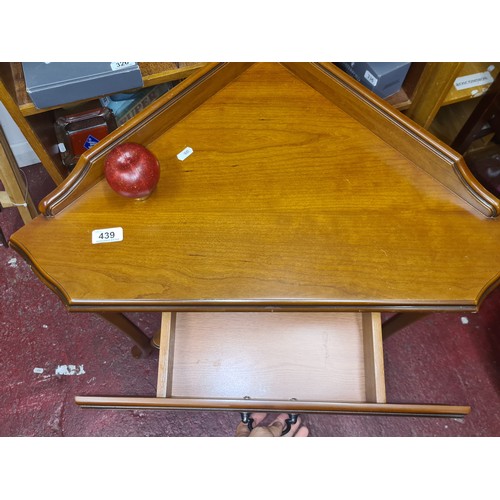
xmin=23 ymin=62 xmax=144 ymax=109
xmin=337 ymin=62 xmax=410 ymax=98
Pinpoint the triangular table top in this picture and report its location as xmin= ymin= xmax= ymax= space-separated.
xmin=10 ymin=63 xmax=500 ymax=312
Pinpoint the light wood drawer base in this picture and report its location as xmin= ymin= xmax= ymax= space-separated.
xmin=76 ymin=312 xmax=470 ymax=418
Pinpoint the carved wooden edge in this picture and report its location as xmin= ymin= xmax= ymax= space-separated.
xmin=34 ymin=299 xmax=487 ymax=313
xmin=8 ymin=237 xmax=73 ymax=306
xmin=4 ymin=288 xmax=494 ymax=314
xmin=476 ymin=272 xmax=500 ymax=309
xmin=36 ymin=62 xmax=500 ymax=218
xmin=8 ymin=232 xmax=497 ymax=314
xmin=74 ymin=396 xmax=470 ymax=417
xmin=452 ymin=157 xmax=500 ymax=217
xmin=38 ymin=63 xmax=253 ymax=217
xmin=10 ymin=210 xmax=500 ymax=312
xmin=9 ymin=237 xmax=154 ymax=357
xmin=284 ymin=63 xmax=500 ymax=218
xmin=9 ymin=227 xmax=500 ymax=313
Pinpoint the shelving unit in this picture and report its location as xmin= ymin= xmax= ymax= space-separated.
xmin=333 ymin=62 xmax=497 ymax=151
xmin=0 ymin=62 xmax=207 ymax=185
xmin=384 ymin=62 xmax=426 ymax=110
xmin=425 ymin=64 xmax=499 ymax=152
xmin=0 ymin=124 xmax=37 ymax=224
xmin=344 ymin=62 xmax=499 ymax=156
xmin=2 ymin=61 xmax=498 ymax=191
xmin=404 ymin=62 xmax=498 ymax=135
xmin=429 ymin=98 xmax=481 ymax=146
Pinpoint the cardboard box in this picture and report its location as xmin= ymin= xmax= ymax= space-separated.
xmin=336 ymin=62 xmax=410 ymax=98
xmin=23 ymin=62 xmax=144 ymax=109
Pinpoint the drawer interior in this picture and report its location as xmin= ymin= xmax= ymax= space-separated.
xmin=157 ymin=312 xmax=386 ymax=404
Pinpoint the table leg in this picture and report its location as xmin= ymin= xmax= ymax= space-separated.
xmin=99 ymin=312 xmax=153 ymax=358
xmin=382 ymin=313 xmax=431 ymax=339
xmin=151 ymin=328 xmax=161 ymax=349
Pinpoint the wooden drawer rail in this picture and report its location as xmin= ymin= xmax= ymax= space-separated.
xmin=75 ymin=396 xmax=470 ymax=418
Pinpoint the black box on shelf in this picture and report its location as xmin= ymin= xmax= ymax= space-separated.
xmin=23 ymin=62 xmax=144 ymax=109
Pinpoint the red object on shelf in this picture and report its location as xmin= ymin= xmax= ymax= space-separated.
xmin=55 ymin=107 xmax=117 ymax=169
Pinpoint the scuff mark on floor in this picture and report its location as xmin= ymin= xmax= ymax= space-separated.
xmin=55 ymin=364 xmax=86 ymax=376
xmin=7 ymin=257 xmax=18 ymax=268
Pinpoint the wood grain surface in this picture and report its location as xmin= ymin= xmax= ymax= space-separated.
xmin=164 ymin=312 xmax=378 ymax=402
xmin=10 ymin=63 xmax=500 ymax=312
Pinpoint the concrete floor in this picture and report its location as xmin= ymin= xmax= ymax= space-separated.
xmin=1 ymin=163 xmax=499 ymax=437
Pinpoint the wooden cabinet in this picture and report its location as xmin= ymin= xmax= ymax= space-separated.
xmin=0 ymin=62 xmax=206 ymax=186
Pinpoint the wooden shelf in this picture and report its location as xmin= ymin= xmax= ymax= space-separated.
xmin=404 ymin=62 xmax=499 ymax=132
xmin=385 ymin=87 xmax=412 ymax=110
xmin=0 ymin=62 xmax=207 ymax=185
xmin=386 ymin=62 xmax=426 ymax=110
xmin=2 ymin=61 xmax=497 ymax=188
xmin=429 ymin=98 xmax=480 ymax=145
xmin=441 ymin=62 xmax=499 ymax=107
xmin=6 ymin=62 xmax=207 ymax=116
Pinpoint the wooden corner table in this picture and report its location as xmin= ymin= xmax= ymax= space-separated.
xmin=10 ymin=63 xmax=500 ymax=425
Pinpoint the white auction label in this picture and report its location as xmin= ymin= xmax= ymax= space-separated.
xmin=454 ymin=71 xmax=494 ymax=91
xmin=110 ymin=62 xmax=136 ymax=71
xmin=177 ymin=146 xmax=194 ymax=161
xmin=92 ymin=227 xmax=123 ymax=244
xmin=364 ymin=70 xmax=378 ymax=87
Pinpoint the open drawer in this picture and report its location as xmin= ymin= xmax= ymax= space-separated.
xmin=76 ymin=312 xmax=470 ymax=419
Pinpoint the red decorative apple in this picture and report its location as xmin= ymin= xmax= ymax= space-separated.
xmin=104 ymin=142 xmax=160 ymax=200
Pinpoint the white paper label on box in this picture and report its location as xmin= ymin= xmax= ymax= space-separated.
xmin=364 ymin=70 xmax=378 ymax=87
xmin=110 ymin=62 xmax=136 ymax=71
xmin=177 ymin=146 xmax=194 ymax=161
xmin=454 ymin=71 xmax=494 ymax=91
xmin=92 ymin=227 xmax=123 ymax=244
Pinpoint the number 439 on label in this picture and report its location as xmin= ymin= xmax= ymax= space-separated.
xmin=92 ymin=227 xmax=123 ymax=244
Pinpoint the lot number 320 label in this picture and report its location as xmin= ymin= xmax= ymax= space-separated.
xmin=92 ymin=227 xmax=123 ymax=244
